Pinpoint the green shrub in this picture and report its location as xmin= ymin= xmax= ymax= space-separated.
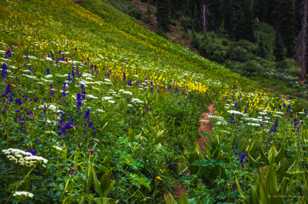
xmin=244 ymin=59 xmax=264 ymax=76
xmin=254 ymin=23 xmax=275 ymax=60
xmin=192 ymin=32 xmax=229 ymax=63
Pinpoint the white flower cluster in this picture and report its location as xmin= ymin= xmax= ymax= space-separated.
xmin=2 ymin=148 xmax=48 ymax=167
xmin=131 ymin=98 xmax=144 ymax=104
xmin=13 ymin=191 xmax=34 ymax=198
xmin=227 ymin=110 xmax=247 ymax=116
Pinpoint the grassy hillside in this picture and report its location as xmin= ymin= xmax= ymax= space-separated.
xmin=0 ymin=0 xmax=307 ymax=203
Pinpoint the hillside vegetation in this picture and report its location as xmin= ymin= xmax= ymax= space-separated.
xmin=0 ymin=0 xmax=307 ymax=203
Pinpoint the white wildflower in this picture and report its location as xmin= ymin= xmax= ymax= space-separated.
xmin=208 ymin=115 xmax=225 ymax=121
xmin=227 ymin=110 xmax=247 ymax=116
xmin=44 ymin=74 xmax=53 ymax=79
xmin=247 ymin=122 xmax=261 ymax=127
xmin=102 ymin=96 xmax=113 ymax=101
xmin=244 ymin=117 xmax=263 ymax=123
xmin=216 ymin=120 xmax=228 ymax=125
xmin=96 ymin=109 xmax=105 ymax=113
xmin=259 ymin=111 xmax=268 ymax=116
xmin=119 ymin=89 xmax=133 ymax=96
xmin=13 ymin=191 xmax=34 ymax=198
xmin=24 ymin=55 xmax=38 ymax=60
xmin=2 ymin=148 xmax=48 ymax=167
xmin=55 ymin=73 xmax=68 ymax=78
xmin=131 ymin=98 xmax=144 ymax=104
xmin=87 ymin=94 xmax=98 ymax=99
xmin=275 ymin=111 xmax=284 ymax=115
xmin=52 ymin=145 xmax=63 ymax=151
xmin=22 ymin=74 xmax=38 ymax=80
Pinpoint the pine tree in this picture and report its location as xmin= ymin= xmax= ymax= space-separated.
xmin=156 ymin=0 xmax=170 ymax=32
xmin=271 ymin=0 xmax=296 ymax=56
xmin=274 ymin=32 xmax=286 ymax=61
xmin=208 ymin=0 xmax=223 ymax=31
xmin=296 ymin=0 xmax=308 ymax=81
xmin=223 ymin=0 xmax=233 ymax=36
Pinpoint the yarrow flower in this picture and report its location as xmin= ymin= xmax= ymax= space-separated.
xmin=2 ymin=148 xmax=48 ymax=167
xmin=13 ymin=191 xmax=34 ymax=198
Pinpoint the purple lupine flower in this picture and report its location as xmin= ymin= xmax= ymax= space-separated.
xmin=62 ymin=82 xmax=68 ymax=97
xmin=58 ymin=115 xmax=74 ymax=136
xmin=33 ymin=97 xmax=39 ymax=103
xmin=76 ymin=93 xmax=83 ymax=110
xmin=88 ymin=120 xmax=96 ymax=134
xmin=84 ymin=109 xmax=90 ymax=121
xmin=80 ymin=84 xmax=86 ymax=99
xmin=239 ymin=152 xmax=247 ymax=165
xmin=270 ymin=118 xmax=279 ymax=133
xmin=1 ymin=63 xmax=8 ymax=80
xmin=127 ymin=80 xmax=132 ymax=86
xmin=56 ymin=57 xmax=65 ymax=63
xmin=15 ymin=98 xmax=23 ymax=105
xmin=4 ymin=48 xmax=12 ymax=58
xmin=16 ymin=111 xmax=25 ymax=126
xmin=26 ymin=148 xmax=37 ymax=156
xmin=49 ymin=84 xmax=55 ymax=97
xmin=67 ymin=73 xmax=71 ymax=82
xmin=2 ymin=84 xmax=11 ymax=97
xmin=26 ymin=109 xmax=34 ymax=119
xmin=71 ymin=68 xmax=75 ymax=80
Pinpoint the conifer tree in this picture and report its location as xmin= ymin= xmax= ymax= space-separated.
xmin=156 ymin=0 xmax=170 ymax=32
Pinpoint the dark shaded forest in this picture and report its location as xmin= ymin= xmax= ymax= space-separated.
xmin=150 ymin=0 xmax=308 ymax=81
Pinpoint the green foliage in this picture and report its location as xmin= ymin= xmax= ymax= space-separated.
xmin=0 ymin=0 xmax=307 ymax=204
xmin=156 ymin=0 xmax=170 ymax=32
xmin=254 ymin=23 xmax=276 ymax=60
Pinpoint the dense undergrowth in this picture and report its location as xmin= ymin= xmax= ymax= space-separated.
xmin=0 ymin=0 xmax=307 ymax=203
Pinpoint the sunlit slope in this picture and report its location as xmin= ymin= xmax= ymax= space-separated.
xmin=0 ymin=0 xmax=256 ymax=92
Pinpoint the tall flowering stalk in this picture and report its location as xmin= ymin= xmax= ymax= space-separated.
xmin=1 ymin=63 xmax=8 ymax=80
xmin=76 ymin=93 xmax=83 ymax=110
xmin=4 ymin=48 xmax=12 ymax=58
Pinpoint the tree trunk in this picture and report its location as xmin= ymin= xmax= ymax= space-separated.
xmin=296 ymin=0 xmax=308 ymax=82
xmin=201 ymin=0 xmax=208 ymax=32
